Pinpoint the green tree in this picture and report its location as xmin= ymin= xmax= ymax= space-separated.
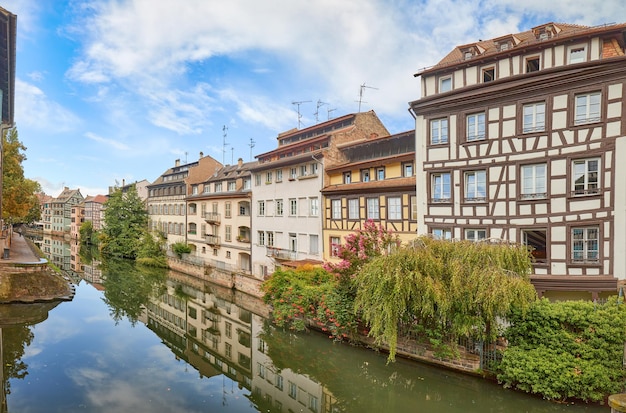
xmin=136 ymin=231 xmax=168 ymax=268
xmin=354 ymin=237 xmax=537 ymax=361
xmin=2 ymin=128 xmax=41 ymax=223
xmin=100 ymin=185 xmax=148 ymax=259
xmin=79 ymin=220 xmax=95 ymax=245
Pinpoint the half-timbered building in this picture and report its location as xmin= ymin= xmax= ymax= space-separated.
xmin=410 ymin=22 xmax=626 ymax=300
xmin=321 ymin=130 xmax=417 ymax=261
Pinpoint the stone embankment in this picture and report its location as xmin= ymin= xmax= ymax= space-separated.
xmin=0 ymin=233 xmax=74 ymax=303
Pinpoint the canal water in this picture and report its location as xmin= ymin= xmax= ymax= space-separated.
xmin=1 ymin=239 xmax=609 ymax=412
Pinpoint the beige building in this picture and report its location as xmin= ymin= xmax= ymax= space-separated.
xmin=186 ymin=158 xmax=256 ymax=275
xmin=147 ymin=154 xmax=222 ymax=248
xmin=410 ymin=22 xmax=626 ymax=300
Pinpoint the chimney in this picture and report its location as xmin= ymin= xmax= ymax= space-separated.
xmin=175 ymin=159 xmax=180 ymax=167
xmin=238 ymin=158 xmax=243 ymax=168
xmin=199 ymin=151 xmax=204 ymax=159
xmin=122 ymin=179 xmax=125 ymax=187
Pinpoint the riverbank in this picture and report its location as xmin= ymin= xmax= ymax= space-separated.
xmin=0 ymin=233 xmax=74 ymax=303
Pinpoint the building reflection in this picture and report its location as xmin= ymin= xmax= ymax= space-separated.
xmin=141 ymin=271 xmax=337 ymax=412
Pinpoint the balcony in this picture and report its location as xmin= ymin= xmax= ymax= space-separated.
xmin=205 ymin=234 xmax=221 ymax=247
xmin=204 ymin=212 xmax=221 ymax=224
xmin=266 ymin=246 xmax=296 ymax=261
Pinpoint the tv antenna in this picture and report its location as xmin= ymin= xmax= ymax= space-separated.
xmin=248 ymin=138 xmax=256 ymax=162
xmin=314 ymin=100 xmax=328 ymax=123
xmin=357 ymin=82 xmax=378 ymax=112
xmin=292 ymin=100 xmax=311 ymax=129
xmin=231 ymin=146 xmax=234 ymax=164
xmin=222 ymin=125 xmax=228 ymax=164
xmin=327 ymin=107 xmax=336 ymax=121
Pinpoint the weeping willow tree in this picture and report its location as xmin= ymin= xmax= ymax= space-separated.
xmin=354 ymin=236 xmax=537 ymax=361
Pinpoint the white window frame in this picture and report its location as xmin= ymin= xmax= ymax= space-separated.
xmin=568 ymin=44 xmax=586 ymax=64
xmin=275 ymin=169 xmax=283 ymax=182
xmin=464 ymin=170 xmax=486 ymax=202
xmin=258 ymin=200 xmax=265 ymax=216
xmin=366 ymin=198 xmax=379 ymax=220
xmin=521 ymin=163 xmax=547 ymax=199
xmin=275 ymin=199 xmax=283 ymax=216
xmin=387 ymin=196 xmax=402 ymax=220
xmin=331 ymin=199 xmax=341 ymax=220
xmin=432 ymin=228 xmax=452 ymax=240
xmin=522 ymin=102 xmax=546 ymax=133
xmin=571 ymin=226 xmax=599 ymax=263
xmin=465 ymin=228 xmax=487 ymax=242
xmin=289 ymin=199 xmax=297 ymax=216
xmin=309 ymin=197 xmax=319 ymax=216
xmin=431 ymin=172 xmax=451 ymax=202
xmin=430 ymin=118 xmax=448 ymax=145
xmin=330 ymin=236 xmax=340 ymax=257
xmin=348 ymin=198 xmax=359 ymax=220
xmin=572 ymin=158 xmax=600 ymax=195
xmin=574 ymin=91 xmax=601 ymax=125
xmin=466 ymin=112 xmax=485 ymax=141
xmin=258 ymin=231 xmax=265 ymax=246
xmin=439 ymin=76 xmax=452 ymax=92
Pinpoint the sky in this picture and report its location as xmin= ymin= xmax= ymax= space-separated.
xmin=2 ymin=0 xmax=624 ymax=198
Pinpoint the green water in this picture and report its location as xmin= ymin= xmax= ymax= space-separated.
xmin=0 ymin=257 xmax=609 ymax=412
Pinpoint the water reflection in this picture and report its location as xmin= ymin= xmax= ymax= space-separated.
xmin=3 ymin=234 xmax=609 ymax=412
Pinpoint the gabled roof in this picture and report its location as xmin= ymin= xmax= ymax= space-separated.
xmin=417 ymin=22 xmax=626 ymax=76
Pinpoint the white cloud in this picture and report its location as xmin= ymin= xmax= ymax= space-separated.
xmin=85 ymin=131 xmax=131 ymax=151
xmin=15 ymin=78 xmax=81 ymax=132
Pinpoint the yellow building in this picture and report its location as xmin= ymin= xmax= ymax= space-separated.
xmin=321 ymin=131 xmax=417 ymax=261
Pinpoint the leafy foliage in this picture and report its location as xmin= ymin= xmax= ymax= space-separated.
xmin=497 ymin=297 xmax=626 ymax=402
xmin=353 ymin=237 xmax=537 ymax=361
xmin=171 ymin=241 xmax=192 ymax=258
xmin=79 ymin=220 xmax=99 ymax=245
xmin=100 ymin=185 xmax=148 ymax=259
xmin=2 ymin=128 xmax=41 ymax=223
xmin=136 ymin=232 xmax=168 ymax=267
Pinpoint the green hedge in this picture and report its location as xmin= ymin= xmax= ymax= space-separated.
xmin=497 ymin=297 xmax=626 ymax=402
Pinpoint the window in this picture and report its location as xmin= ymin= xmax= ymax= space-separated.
xmin=275 ymin=375 xmax=283 ymax=391
xmin=439 ymin=76 xmax=452 ymax=92
xmin=309 ymin=234 xmax=319 ymax=255
xmin=290 ymin=168 xmax=297 ymax=180
xmin=430 ymin=118 xmax=448 ymax=145
xmin=289 ymin=234 xmax=297 ymax=252
xmin=366 ymin=198 xmax=379 ymax=220
xmin=569 ymin=46 xmax=586 ymax=64
xmin=255 ymin=174 xmax=261 ymax=186
xmin=215 ymin=182 xmax=222 ymax=192
xmin=572 ymin=158 xmax=599 ymax=195
xmin=275 ymin=169 xmax=283 ymax=182
xmin=276 ymin=199 xmax=284 ymax=216
xmin=572 ymin=226 xmax=599 ymax=263
xmin=188 ymin=223 xmax=197 ymax=235
xmin=482 ymin=67 xmax=495 ymax=82
xmin=431 ymin=172 xmax=451 ymax=202
xmin=309 ymin=395 xmax=319 ymax=412
xmin=343 ymin=172 xmax=351 ymax=184
xmin=522 ymin=229 xmax=547 ymax=263
xmin=299 ymin=165 xmax=307 ymax=177
xmin=376 ymin=168 xmax=385 ymax=180
xmin=464 ymin=170 xmax=486 ymax=202
xmin=432 ymin=228 xmax=452 ymax=240
xmin=361 ymin=169 xmax=370 ymax=182
xmin=311 ymin=162 xmax=318 ymax=175
xmin=410 ymin=196 xmax=417 ymax=221
xmin=225 ymin=202 xmax=232 ymax=218
xmin=226 ymin=251 xmax=231 ymax=259
xmin=348 ymin=198 xmax=359 ymax=220
xmin=289 ymin=199 xmax=297 ymax=216
xmin=310 ymin=197 xmax=319 ymax=216
xmin=265 ymin=171 xmax=272 ymax=183
xmin=466 ymin=112 xmax=485 ymax=141
xmin=267 ymin=231 xmax=274 ymax=247
xmin=523 ymin=102 xmax=545 ymax=133
xmin=403 ymin=162 xmax=414 ymax=177
xmin=465 ymin=228 xmax=487 ymax=242
xmin=574 ymin=92 xmax=601 ymax=125
xmin=330 ymin=236 xmax=340 ymax=257
xmin=387 ymin=197 xmax=402 ymax=220
xmin=331 ymin=199 xmax=342 ymax=220
xmin=227 ymin=181 xmax=236 ymax=191
xmin=225 ymin=225 xmax=232 ymax=242
xmin=258 ymin=200 xmax=265 ymax=216
xmin=288 ymin=382 xmax=297 ymax=399
xmin=192 ymin=185 xmax=198 ymax=195
xmin=525 ymin=56 xmax=540 ymax=73
xmin=521 ymin=164 xmax=547 ymax=199
xmin=243 ymin=178 xmax=251 ymax=190
xmin=258 ymin=231 xmax=265 ymax=246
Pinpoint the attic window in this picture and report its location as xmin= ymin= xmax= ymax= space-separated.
xmin=482 ymin=67 xmax=495 ymax=82
xmin=499 ymin=42 xmax=509 ymax=51
xmin=464 ymin=51 xmax=473 ymax=60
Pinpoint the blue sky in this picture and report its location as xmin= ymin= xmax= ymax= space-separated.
xmin=3 ymin=0 xmax=623 ymax=197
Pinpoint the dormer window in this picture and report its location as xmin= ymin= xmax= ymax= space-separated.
xmin=499 ymin=42 xmax=510 ymax=51
xmin=459 ymin=44 xmax=484 ymax=61
xmin=464 ymin=51 xmax=473 ymax=60
xmin=532 ymin=23 xmax=561 ymax=41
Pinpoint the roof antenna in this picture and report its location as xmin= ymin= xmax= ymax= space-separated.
xmin=327 ymin=107 xmax=336 ymax=121
xmin=292 ymin=100 xmax=311 ymax=129
xmin=248 ymin=138 xmax=255 ymax=162
xmin=222 ymin=125 xmax=228 ymax=164
xmin=357 ymin=82 xmax=378 ymax=112
xmin=314 ymin=100 xmax=328 ymax=123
